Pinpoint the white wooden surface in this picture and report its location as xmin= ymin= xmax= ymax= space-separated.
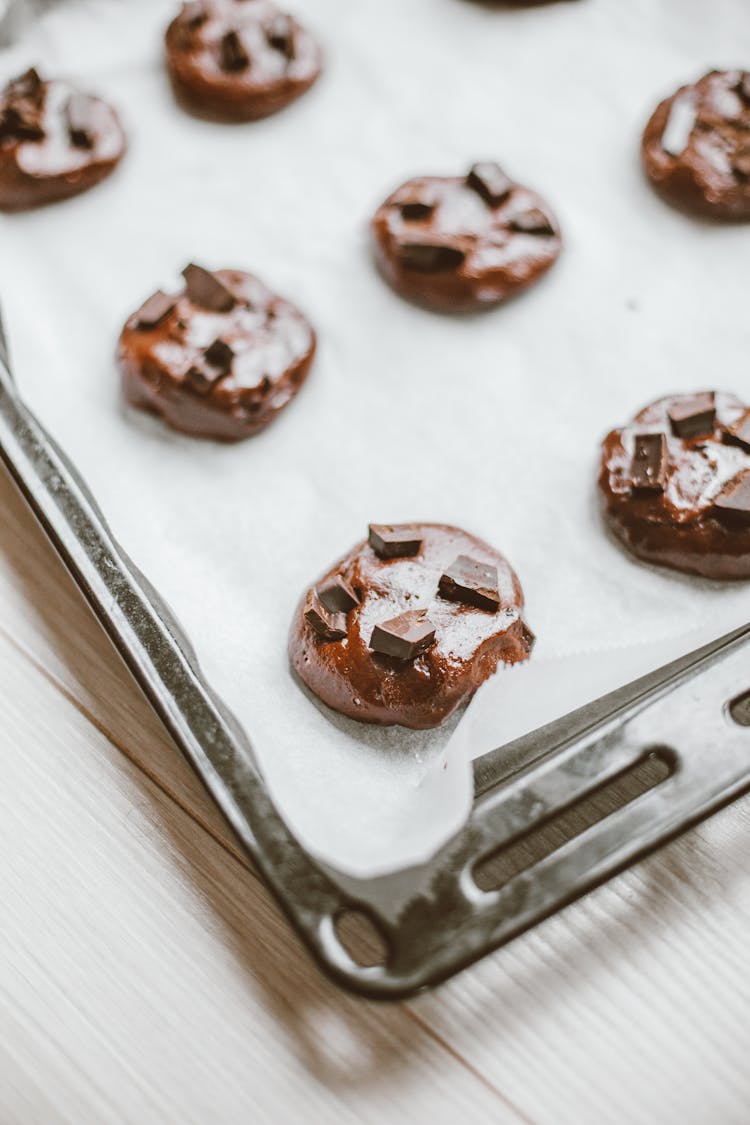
xmin=1 ymin=461 xmax=749 ymax=1125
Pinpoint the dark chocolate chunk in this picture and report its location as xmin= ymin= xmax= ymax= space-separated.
xmin=467 ymin=162 xmax=513 ymax=207
xmin=184 ymin=363 xmax=222 ymax=395
xmin=220 ymin=29 xmax=251 ymax=72
xmin=267 ymin=14 xmax=295 ymax=59
xmin=182 ymin=1 xmax=207 ymax=27
xmin=630 ymin=432 xmax=668 ymax=495
xmin=317 ymin=575 xmax=359 ymax=614
xmin=712 ymin=474 xmax=750 ymax=525
xmin=5 ymin=68 xmax=42 ymax=102
xmin=396 ymin=241 xmax=465 ymax=273
xmin=400 ymin=201 xmax=434 ymax=221
xmin=204 ymin=337 xmax=234 ymax=375
xmin=65 ymin=93 xmax=95 ymax=149
xmin=182 ymin=264 xmax=237 ymax=312
xmin=0 ymin=69 xmax=45 ymax=142
xmin=438 ymin=554 xmax=501 ymax=613
xmin=135 ymin=290 xmax=176 ymax=330
xmin=723 ymin=412 xmax=750 ymax=454
xmin=0 ymin=103 xmax=44 ymax=142
xmin=304 ymin=591 xmax=347 ymax=642
xmin=668 ymin=393 xmax=716 ymax=439
xmin=509 ymin=209 xmax=555 ymax=236
xmin=732 ymin=144 xmax=750 ymax=179
xmin=370 ymin=610 xmax=436 ymax=661
xmin=368 ymin=524 xmax=423 ymax=559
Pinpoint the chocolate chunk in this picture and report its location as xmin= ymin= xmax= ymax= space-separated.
xmin=668 ymin=393 xmax=716 ymax=439
xmin=400 ymin=201 xmax=434 ymax=221
xmin=183 ymin=365 xmax=220 ymax=394
xmin=182 ymin=264 xmax=237 ymax=312
xmin=467 ymin=162 xmax=513 ymax=207
xmin=370 ymin=610 xmax=436 ymax=661
xmin=0 ymin=103 xmax=44 ymax=142
xmin=5 ymin=68 xmax=42 ymax=102
xmin=65 ymin=93 xmax=95 ymax=149
xmin=368 ymin=524 xmax=423 ymax=559
xmin=438 ymin=555 xmax=501 ymax=613
xmin=304 ymin=591 xmax=347 ymax=642
xmin=0 ymin=69 xmax=45 ymax=142
xmin=630 ymin=433 xmax=668 ymax=495
xmin=509 ymin=209 xmax=555 ymax=236
xmin=182 ymin=1 xmax=206 ymax=27
xmin=396 ymin=241 xmax=465 ymax=273
xmin=220 ymin=29 xmax=251 ymax=72
xmin=723 ymin=412 xmax=750 ymax=454
xmin=135 ymin=290 xmax=176 ymax=330
xmin=317 ymin=575 xmax=359 ymax=614
xmin=204 ymin=337 xmax=234 ymax=375
xmin=732 ymin=144 xmax=750 ymax=179
xmin=737 ymin=72 xmax=750 ymax=105
xmin=267 ymin=14 xmax=295 ymax=59
xmin=712 ymin=474 xmax=750 ymax=525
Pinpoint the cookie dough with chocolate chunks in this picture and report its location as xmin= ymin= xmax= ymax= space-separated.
xmin=117 ymin=264 xmax=316 ymax=441
xmin=0 ymin=67 xmax=125 ymax=211
xmin=371 ymin=163 xmax=562 ymax=312
xmin=289 ymin=523 xmax=534 ymax=729
xmin=599 ymin=392 xmax=750 ymax=580
xmin=642 ymin=70 xmax=750 ymax=220
xmin=165 ymin=0 xmax=322 ymax=122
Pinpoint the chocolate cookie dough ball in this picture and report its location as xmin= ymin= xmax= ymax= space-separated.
xmin=371 ymin=163 xmax=562 ymax=313
xmin=599 ymin=392 xmax=750 ymax=580
xmin=165 ymin=0 xmax=322 ymax=122
xmin=289 ymin=523 xmax=534 ymax=729
xmin=118 ymin=264 xmax=316 ymax=441
xmin=0 ymin=67 xmax=125 ymax=211
xmin=642 ymin=70 xmax=750 ymax=220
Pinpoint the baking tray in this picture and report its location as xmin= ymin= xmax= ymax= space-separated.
xmin=2 ymin=310 xmax=750 ymax=1000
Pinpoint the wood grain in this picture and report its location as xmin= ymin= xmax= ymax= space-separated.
xmin=0 ymin=623 xmax=516 ymax=1124
xmin=414 ymin=803 xmax=750 ymax=1123
xmin=2 ymin=460 xmax=750 ymax=1123
xmin=0 ymin=467 xmax=237 ymax=851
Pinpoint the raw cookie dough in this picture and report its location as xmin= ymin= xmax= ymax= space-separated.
xmin=599 ymin=391 xmax=750 ymax=579
xmin=118 ymin=264 xmax=316 ymax=441
xmin=371 ymin=163 xmax=562 ymax=312
xmin=290 ymin=522 xmax=534 ymax=729
xmin=0 ymin=67 xmax=125 ymax=211
xmin=165 ymin=0 xmax=322 ymax=121
xmin=642 ymin=69 xmax=750 ymax=220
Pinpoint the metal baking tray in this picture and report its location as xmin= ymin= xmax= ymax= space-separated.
xmin=2 ymin=308 xmax=749 ymax=999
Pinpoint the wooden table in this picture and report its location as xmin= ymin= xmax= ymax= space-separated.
xmin=1 ymin=462 xmax=748 ymax=1124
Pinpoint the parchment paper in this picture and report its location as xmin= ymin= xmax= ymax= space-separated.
xmin=1 ymin=0 xmax=748 ymax=877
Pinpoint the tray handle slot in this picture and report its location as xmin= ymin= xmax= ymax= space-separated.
xmin=472 ymin=748 xmax=674 ymax=893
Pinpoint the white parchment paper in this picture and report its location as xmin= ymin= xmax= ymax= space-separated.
xmin=1 ymin=0 xmax=749 ymax=877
